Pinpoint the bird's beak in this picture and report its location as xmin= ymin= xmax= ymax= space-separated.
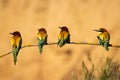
xmin=10 ymin=32 xmax=13 ymax=35
xmin=37 ymin=29 xmax=40 ymax=32
xmin=93 ymin=29 xmax=99 ymax=32
xmin=59 ymin=26 xmax=62 ymax=29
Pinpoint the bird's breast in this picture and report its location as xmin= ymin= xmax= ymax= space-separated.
xmin=37 ymin=33 xmax=47 ymax=40
xmin=11 ymin=36 xmax=21 ymax=47
xmin=59 ymin=31 xmax=69 ymax=39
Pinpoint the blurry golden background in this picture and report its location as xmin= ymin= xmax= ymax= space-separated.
xmin=0 ymin=0 xmax=120 ymax=80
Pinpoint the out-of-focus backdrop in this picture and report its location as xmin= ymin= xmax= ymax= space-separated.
xmin=0 ymin=0 xmax=120 ymax=80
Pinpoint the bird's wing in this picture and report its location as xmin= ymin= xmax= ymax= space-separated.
xmin=16 ymin=37 xmax=22 ymax=56
xmin=45 ymin=34 xmax=48 ymax=44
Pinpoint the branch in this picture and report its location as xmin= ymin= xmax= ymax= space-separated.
xmin=0 ymin=42 xmax=120 ymax=58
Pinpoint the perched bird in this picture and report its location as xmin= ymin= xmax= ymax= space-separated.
xmin=10 ymin=31 xmax=22 ymax=65
xmin=94 ymin=28 xmax=111 ymax=51
xmin=37 ymin=28 xmax=48 ymax=54
xmin=57 ymin=26 xmax=70 ymax=47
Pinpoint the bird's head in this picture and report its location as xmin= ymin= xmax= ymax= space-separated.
xmin=10 ymin=31 xmax=21 ymax=36
xmin=94 ymin=28 xmax=107 ymax=33
xmin=38 ymin=28 xmax=47 ymax=33
xmin=59 ymin=26 xmax=69 ymax=32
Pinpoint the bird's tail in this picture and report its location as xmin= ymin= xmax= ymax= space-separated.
xmin=39 ymin=45 xmax=43 ymax=54
xmin=60 ymin=42 xmax=63 ymax=48
xmin=13 ymin=50 xmax=17 ymax=65
xmin=59 ymin=39 xmax=65 ymax=48
xmin=104 ymin=43 xmax=109 ymax=51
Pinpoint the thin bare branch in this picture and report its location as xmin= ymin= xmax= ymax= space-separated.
xmin=0 ymin=42 xmax=120 ymax=58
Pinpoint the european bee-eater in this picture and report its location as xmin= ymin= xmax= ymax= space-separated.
xmin=10 ymin=31 xmax=22 ymax=65
xmin=57 ymin=26 xmax=70 ymax=47
xmin=37 ymin=28 xmax=48 ymax=54
xmin=94 ymin=28 xmax=111 ymax=51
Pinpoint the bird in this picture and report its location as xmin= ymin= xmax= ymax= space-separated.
xmin=94 ymin=28 xmax=111 ymax=51
xmin=57 ymin=26 xmax=70 ymax=48
xmin=37 ymin=28 xmax=48 ymax=54
xmin=10 ymin=31 xmax=22 ymax=65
